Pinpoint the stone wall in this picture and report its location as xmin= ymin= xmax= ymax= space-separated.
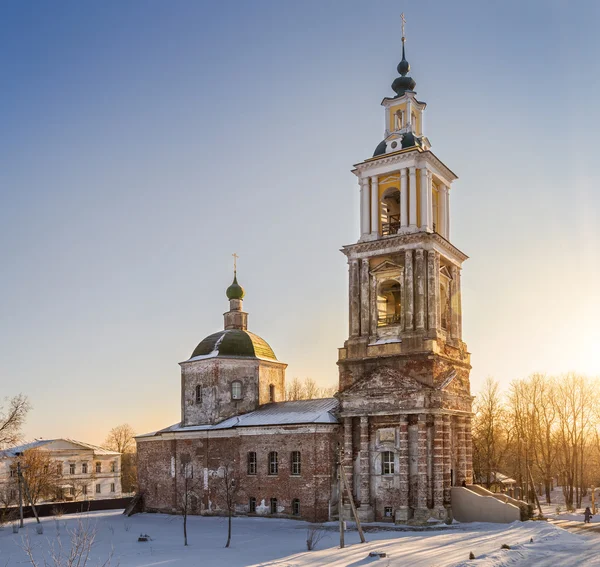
xmin=137 ymin=425 xmax=338 ymax=522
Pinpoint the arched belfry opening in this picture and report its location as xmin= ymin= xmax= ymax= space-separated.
xmin=377 ymin=279 xmax=402 ymax=326
xmin=381 ymin=189 xmax=401 ymax=236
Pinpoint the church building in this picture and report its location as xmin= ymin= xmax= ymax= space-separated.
xmin=136 ymin=31 xmax=473 ymax=523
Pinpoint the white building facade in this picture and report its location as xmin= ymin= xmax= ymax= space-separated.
xmin=0 ymin=439 xmax=122 ymax=504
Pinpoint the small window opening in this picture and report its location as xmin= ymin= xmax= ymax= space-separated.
xmin=195 ymin=384 xmax=202 ymax=404
xmin=384 ymin=506 xmax=393 ymax=518
xmin=291 ymin=451 xmax=301 ymax=476
xmin=381 ymin=451 xmax=395 ymax=475
xmin=231 ymin=381 xmax=242 ymax=400
xmin=269 ymin=384 xmax=275 ymax=402
xmin=377 ymin=280 xmax=402 ymax=327
xmin=270 ymin=497 xmax=278 ymax=514
xmin=247 ymin=452 xmax=257 ymax=475
xmin=249 ymin=497 xmax=256 ymax=513
xmin=292 ymin=499 xmax=300 ymax=516
xmin=268 ymin=452 xmax=278 ymax=475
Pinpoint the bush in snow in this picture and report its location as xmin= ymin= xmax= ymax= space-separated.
xmin=306 ymin=524 xmax=326 ymax=551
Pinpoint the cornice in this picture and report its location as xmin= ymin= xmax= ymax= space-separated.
xmin=353 ymin=149 xmax=458 ymax=183
xmin=341 ymin=232 xmax=469 ymax=263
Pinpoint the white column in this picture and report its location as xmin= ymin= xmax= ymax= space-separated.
xmin=420 ymin=168 xmax=429 ymax=230
xmin=400 ymin=168 xmax=408 ymax=228
xmin=360 ymin=178 xmax=370 ymax=237
xmin=439 ymin=185 xmax=448 ymax=238
xmin=409 ymin=167 xmax=417 ymax=228
xmin=370 ymin=176 xmax=379 ymax=237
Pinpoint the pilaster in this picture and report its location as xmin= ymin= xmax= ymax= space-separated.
xmin=395 ymin=414 xmax=410 ymax=522
xmin=442 ymin=414 xmax=452 ymax=505
xmin=343 ymin=417 xmax=354 ymax=502
xmin=433 ymin=415 xmax=445 ymax=513
xmin=360 ymin=259 xmax=370 ymax=337
xmin=450 ymin=265 xmax=460 ymax=340
xmin=455 ymin=416 xmax=467 ymax=486
xmin=427 ymin=250 xmax=439 ymax=333
xmin=370 ymin=272 xmax=378 ymax=337
xmin=415 ymin=249 xmax=426 ymax=331
xmin=349 ymin=260 xmax=360 ymax=338
xmin=415 ymin=414 xmax=429 ymax=519
xmin=464 ymin=415 xmax=473 ymax=484
xmin=404 ymin=250 xmax=414 ymax=330
xmin=359 ymin=416 xmax=370 ymax=505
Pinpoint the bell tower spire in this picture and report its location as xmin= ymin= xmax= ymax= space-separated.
xmin=224 ymin=254 xmax=248 ymax=330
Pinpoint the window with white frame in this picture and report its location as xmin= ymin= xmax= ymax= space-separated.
xmin=69 ymin=463 xmax=76 ymax=475
xmin=381 ymin=451 xmax=395 ymax=475
xmin=110 ymin=483 xmax=115 ymax=493
xmin=82 ymin=462 xmax=88 ymax=474
xmin=291 ymin=451 xmax=301 ymax=476
xmin=96 ymin=462 xmax=101 ymax=473
xmin=68 ymin=487 xmax=75 ymax=496
xmin=268 ymin=452 xmax=278 ymax=475
xmin=82 ymin=485 xmax=88 ymax=495
xmin=231 ymin=381 xmax=242 ymax=400
xmin=111 ymin=461 xmax=117 ymax=473
xmin=95 ymin=484 xmax=101 ymax=494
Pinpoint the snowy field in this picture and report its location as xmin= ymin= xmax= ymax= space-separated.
xmin=1 ymin=510 xmax=600 ymax=567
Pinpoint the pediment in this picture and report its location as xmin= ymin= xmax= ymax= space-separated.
xmin=370 ymin=260 xmax=402 ymax=275
xmin=341 ymin=367 xmax=431 ymax=399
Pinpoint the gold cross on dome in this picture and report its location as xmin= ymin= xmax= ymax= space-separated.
xmin=232 ymin=252 xmax=239 ymax=272
xmin=401 ymin=13 xmax=406 ymax=40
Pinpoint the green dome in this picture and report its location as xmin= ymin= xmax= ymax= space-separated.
xmin=189 ymin=329 xmax=277 ymax=361
xmin=226 ymin=274 xmax=245 ymax=300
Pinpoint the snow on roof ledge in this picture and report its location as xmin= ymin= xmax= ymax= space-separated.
xmin=137 ymin=398 xmax=339 ymax=438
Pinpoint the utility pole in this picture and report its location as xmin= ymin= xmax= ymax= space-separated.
xmin=17 ymin=461 xmax=24 ymax=528
xmin=338 ymin=446 xmax=366 ymax=543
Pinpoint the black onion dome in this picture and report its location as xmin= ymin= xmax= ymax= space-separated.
xmin=391 ymin=41 xmax=416 ymax=96
xmin=373 ymin=139 xmax=388 ymax=157
xmin=190 ymin=329 xmax=277 ymax=361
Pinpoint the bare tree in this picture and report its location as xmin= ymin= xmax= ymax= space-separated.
xmin=285 ymin=378 xmax=337 ymax=401
xmin=177 ymin=457 xmax=201 ymax=546
xmin=103 ymin=424 xmax=137 ymax=493
xmin=14 ymin=448 xmax=62 ymax=504
xmin=20 ymin=517 xmax=113 ymax=566
xmin=0 ymin=395 xmax=30 ymax=448
xmin=213 ymin=461 xmax=240 ymax=548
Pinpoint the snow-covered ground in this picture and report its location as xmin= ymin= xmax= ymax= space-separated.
xmin=0 ymin=510 xmax=599 ymax=566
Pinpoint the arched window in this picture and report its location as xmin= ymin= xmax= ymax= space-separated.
xmin=394 ymin=110 xmax=404 ymax=130
xmin=381 ymin=189 xmax=401 ymax=235
xmin=231 ymin=381 xmax=242 ymax=400
xmin=195 ymin=385 xmax=202 ymax=404
xmin=377 ymin=280 xmax=402 ymax=326
xmin=292 ymin=499 xmax=300 ymax=516
xmin=381 ymin=451 xmax=395 ymax=475
xmin=269 ymin=384 xmax=276 ymax=403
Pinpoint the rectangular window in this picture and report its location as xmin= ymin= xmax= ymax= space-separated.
xmin=110 ymin=483 xmax=115 ymax=493
xmin=291 ymin=451 xmax=301 ymax=476
xmin=82 ymin=462 xmax=88 ymax=474
xmin=247 ymin=452 xmax=257 ymax=475
xmin=95 ymin=484 xmax=101 ymax=494
xmin=269 ymin=384 xmax=275 ymax=402
xmin=270 ymin=497 xmax=277 ymax=514
xmin=292 ymin=499 xmax=300 ymax=516
xmin=268 ymin=452 xmax=278 ymax=475
xmin=231 ymin=381 xmax=242 ymax=400
xmin=69 ymin=463 xmax=76 ymax=475
xmin=249 ymin=497 xmax=256 ymax=513
xmin=111 ymin=461 xmax=117 ymax=473
xmin=381 ymin=451 xmax=394 ymax=475
xmin=82 ymin=485 xmax=88 ymax=495
xmin=68 ymin=487 xmax=75 ymax=496
xmin=9 ymin=469 xmax=16 ymax=478
xmin=384 ymin=506 xmax=393 ymax=518
xmin=96 ymin=462 xmax=101 ymax=473
xmin=57 ymin=463 xmax=62 ymax=475
xmin=195 ymin=384 xmax=202 ymax=404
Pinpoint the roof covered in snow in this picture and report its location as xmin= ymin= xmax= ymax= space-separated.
xmin=0 ymin=438 xmax=120 ymax=458
xmin=138 ymin=398 xmax=339 ymax=438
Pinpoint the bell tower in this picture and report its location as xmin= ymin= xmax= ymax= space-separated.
xmin=337 ymin=20 xmax=473 ymax=523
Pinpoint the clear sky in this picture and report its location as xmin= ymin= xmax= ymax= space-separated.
xmin=1 ymin=1 xmax=599 ymax=446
